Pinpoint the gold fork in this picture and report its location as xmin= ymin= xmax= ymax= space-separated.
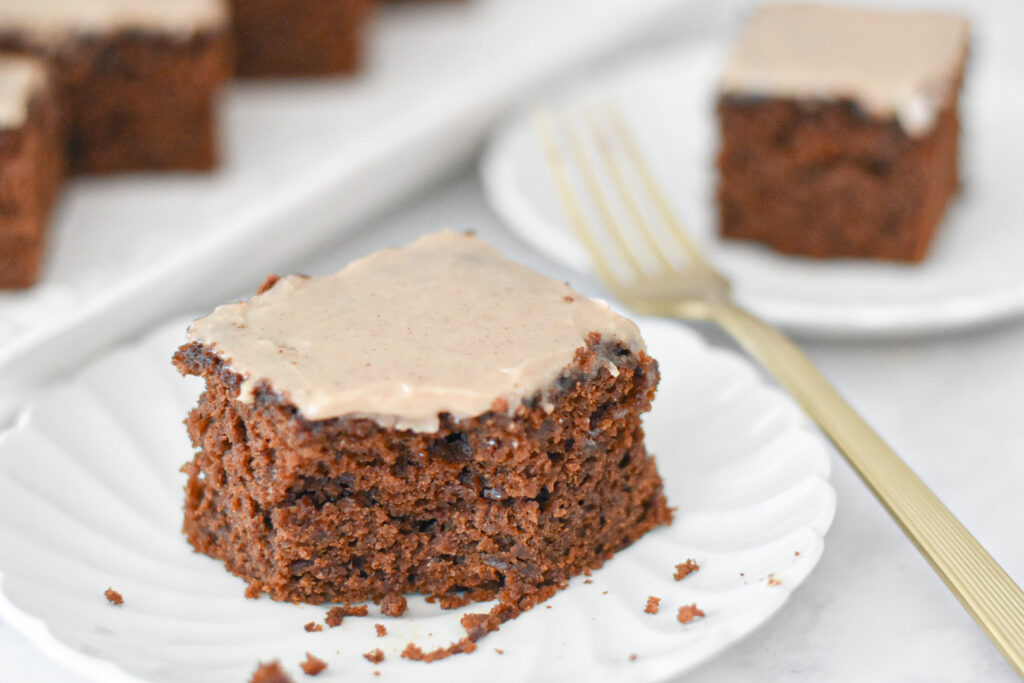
xmin=536 ymin=106 xmax=1024 ymax=677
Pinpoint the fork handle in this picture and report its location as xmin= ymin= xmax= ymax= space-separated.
xmin=708 ymin=301 xmax=1024 ymax=677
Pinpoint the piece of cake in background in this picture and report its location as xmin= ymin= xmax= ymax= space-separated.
xmin=173 ymin=231 xmax=671 ymax=613
xmin=716 ymin=4 xmax=969 ymax=262
xmin=0 ymin=56 xmax=62 ymax=288
xmin=0 ymin=0 xmax=232 ymax=173
xmin=229 ymin=0 xmax=376 ymax=77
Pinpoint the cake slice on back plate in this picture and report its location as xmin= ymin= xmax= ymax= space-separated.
xmin=716 ymin=4 xmax=970 ymax=261
xmin=0 ymin=0 xmax=232 ymax=173
xmin=174 ymin=230 xmax=672 ymax=619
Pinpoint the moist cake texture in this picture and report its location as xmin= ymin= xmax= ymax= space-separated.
xmin=0 ymin=0 xmax=231 ymax=173
xmin=0 ymin=56 xmax=62 ymax=288
xmin=716 ymin=4 xmax=969 ymax=261
xmin=174 ymin=231 xmax=672 ymax=610
xmin=229 ymin=0 xmax=376 ymax=77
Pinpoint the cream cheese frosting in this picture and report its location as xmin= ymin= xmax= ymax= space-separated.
xmin=0 ymin=0 xmax=228 ymax=43
xmin=188 ymin=231 xmax=645 ymax=432
xmin=0 ymin=56 xmax=46 ymax=130
xmin=719 ymin=4 xmax=969 ymax=137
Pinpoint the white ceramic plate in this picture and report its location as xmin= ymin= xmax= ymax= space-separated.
xmin=0 ymin=0 xmax=698 ymax=424
xmin=0 ymin=314 xmax=834 ymax=683
xmin=481 ymin=39 xmax=1024 ymax=338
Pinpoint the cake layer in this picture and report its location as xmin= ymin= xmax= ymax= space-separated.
xmin=0 ymin=29 xmax=231 ymax=173
xmin=0 ymin=59 xmax=63 ymax=288
xmin=175 ymin=334 xmax=671 ymax=606
xmin=717 ymin=93 xmax=961 ymax=262
xmin=230 ymin=0 xmax=375 ymax=77
xmin=187 ymin=231 xmax=644 ymax=431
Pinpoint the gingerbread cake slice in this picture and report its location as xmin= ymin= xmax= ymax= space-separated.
xmin=174 ymin=231 xmax=672 ymax=611
xmin=229 ymin=0 xmax=376 ymax=77
xmin=0 ymin=55 xmax=63 ymax=289
xmin=716 ymin=4 xmax=969 ymax=261
xmin=0 ymin=0 xmax=232 ymax=173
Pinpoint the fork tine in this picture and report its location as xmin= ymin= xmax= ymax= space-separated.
xmin=557 ymin=112 xmax=648 ymax=283
xmin=533 ymin=110 xmax=625 ymax=293
xmin=583 ymin=107 xmax=677 ymax=277
xmin=606 ymin=104 xmax=721 ymax=277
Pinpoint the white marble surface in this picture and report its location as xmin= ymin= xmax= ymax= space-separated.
xmin=3 ymin=172 xmax=1021 ymax=681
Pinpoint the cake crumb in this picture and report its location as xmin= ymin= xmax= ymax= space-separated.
xmin=299 ymin=652 xmax=327 ymax=676
xmin=629 ymin=654 xmax=638 ymax=662
xmin=795 ymin=551 xmax=801 ymax=556
xmin=326 ymin=602 xmax=368 ymax=627
xmin=563 ymin=295 xmax=574 ymax=302
xmin=304 ymin=621 xmax=323 ymax=633
xmin=401 ymin=638 xmax=477 ymax=663
xmin=438 ymin=592 xmax=472 ymax=610
xmin=250 ymin=660 xmax=292 ymax=683
xmin=767 ymin=574 xmax=781 ymax=587
xmin=584 ymin=568 xmax=592 ymax=577
xmin=495 ymin=648 xmax=504 ymax=655
xmin=643 ymin=596 xmax=660 ymax=614
xmin=104 ymin=588 xmax=124 ymax=606
xmin=375 ymin=623 xmax=387 ymax=637
xmin=380 ymin=594 xmax=408 ymax=617
xmin=363 ymin=649 xmax=385 ymax=664
xmin=673 ymin=559 xmax=700 ymax=581
xmin=256 ymin=274 xmax=281 ymax=294
xmin=677 ymin=604 xmax=706 ymax=624
xmin=602 ymin=591 xmax=608 ymax=595
xmin=583 ymin=579 xmax=593 ymax=584
xmin=374 ymin=672 xmax=380 ymax=678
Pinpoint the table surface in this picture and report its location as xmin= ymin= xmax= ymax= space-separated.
xmin=3 ymin=170 xmax=1021 ymax=682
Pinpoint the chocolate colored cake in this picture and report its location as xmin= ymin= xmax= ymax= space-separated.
xmin=230 ymin=0 xmax=376 ymax=77
xmin=716 ymin=4 xmax=969 ymax=262
xmin=0 ymin=0 xmax=232 ymax=173
xmin=0 ymin=56 xmax=62 ymax=289
xmin=174 ymin=231 xmax=672 ymax=610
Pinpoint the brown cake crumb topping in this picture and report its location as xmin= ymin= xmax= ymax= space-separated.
xmin=644 ymin=596 xmax=660 ymax=614
xmin=363 ymin=649 xmax=385 ymax=664
xmin=250 ymin=660 xmax=293 ymax=683
xmin=375 ymin=623 xmax=387 ymax=637
xmin=303 ymin=621 xmax=322 ymax=633
xmin=677 ymin=604 xmax=706 ymax=624
xmin=674 ymin=559 xmax=700 ymax=581
xmin=380 ymin=594 xmax=408 ymax=617
xmin=104 ymin=588 xmax=124 ymax=605
xmin=325 ymin=608 xmax=344 ymax=627
xmin=299 ymin=653 xmax=327 ymax=676
xmin=325 ymin=603 xmax=368 ymax=627
xmin=401 ymin=639 xmax=477 ymax=663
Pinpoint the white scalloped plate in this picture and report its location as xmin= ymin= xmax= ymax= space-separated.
xmin=0 ymin=314 xmax=835 ymax=683
xmin=481 ymin=39 xmax=1024 ymax=338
